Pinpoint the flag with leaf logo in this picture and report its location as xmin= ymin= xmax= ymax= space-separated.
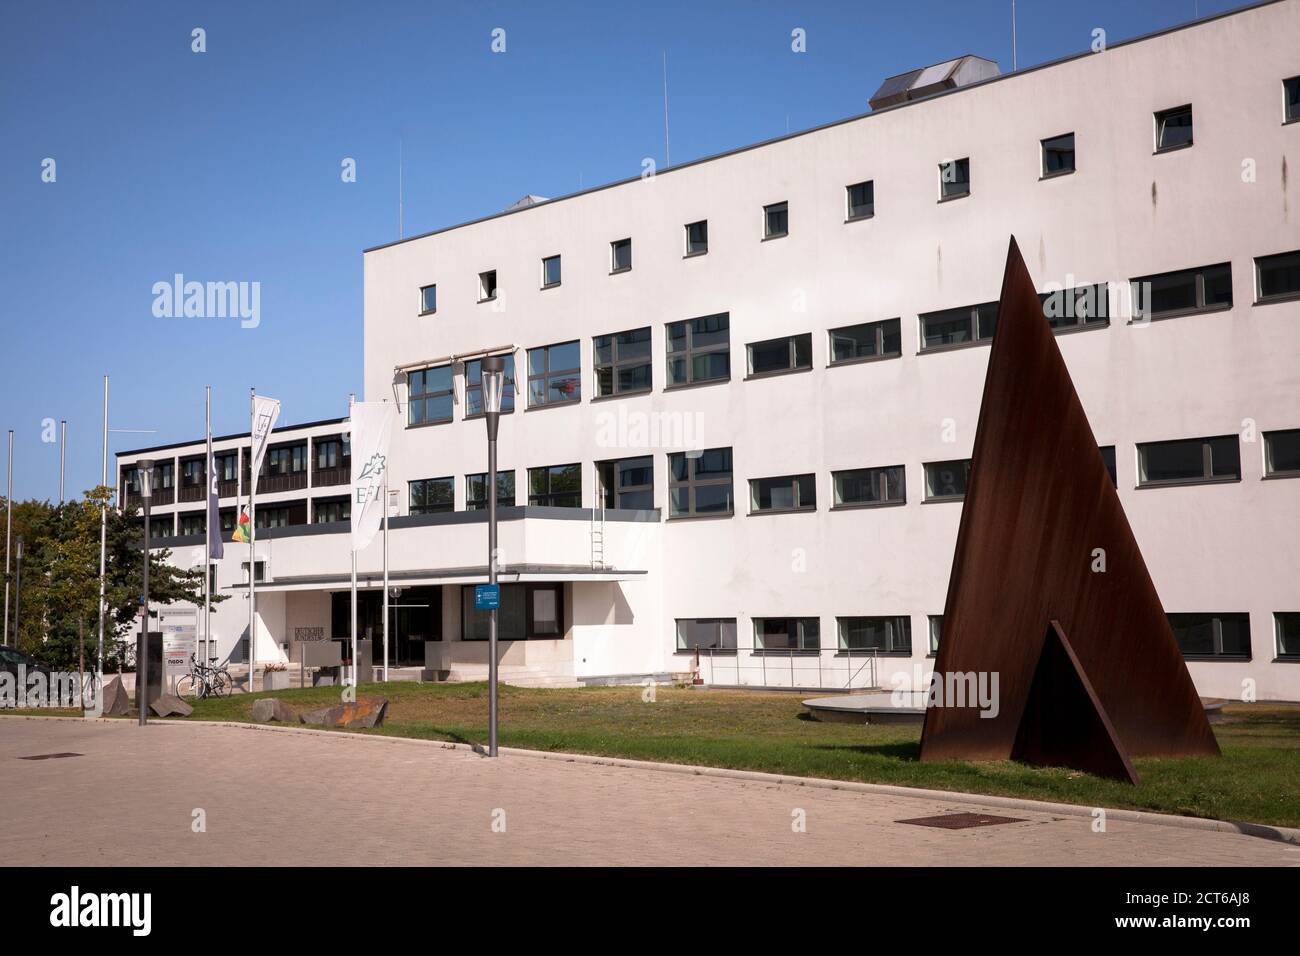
xmin=232 ymin=507 xmax=251 ymax=544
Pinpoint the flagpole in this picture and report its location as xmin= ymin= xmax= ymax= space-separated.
xmin=349 ymin=394 xmax=358 ymax=688
xmin=204 ymin=386 xmax=211 ymax=669
xmin=97 ymin=376 xmax=108 ymax=676
xmin=4 ymin=428 xmax=12 ymax=647
xmin=248 ymin=386 xmax=256 ymax=692
xmin=382 ymin=466 xmax=389 ymax=682
xmin=58 ymin=420 xmax=66 ymax=504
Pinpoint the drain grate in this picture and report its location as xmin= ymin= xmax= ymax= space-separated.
xmin=896 ymin=812 xmax=1025 ymax=830
xmin=18 ymin=752 xmax=83 ymax=761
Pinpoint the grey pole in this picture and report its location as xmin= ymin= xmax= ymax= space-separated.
xmin=137 ymin=459 xmax=154 ymax=726
xmin=96 ymin=377 xmax=108 ymax=677
xmin=4 ymin=429 xmax=12 ymax=647
xmin=482 ymin=355 xmax=505 ymax=758
xmin=382 ymin=467 xmax=389 ymax=682
xmin=11 ymin=536 xmax=22 ymax=647
xmin=58 ymin=420 xmax=66 ymax=504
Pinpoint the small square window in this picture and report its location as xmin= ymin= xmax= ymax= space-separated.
xmin=1155 ymin=105 xmax=1193 ymax=152
xmin=1040 ymin=133 xmax=1075 ymax=177
xmin=685 ymin=220 xmax=708 ymax=256
xmin=1264 ymin=428 xmax=1300 ymax=477
xmin=763 ymin=201 xmax=788 ymax=238
xmin=846 ymin=181 xmax=874 ymax=220
xmin=419 ymin=284 xmax=437 ymax=314
xmin=478 ymin=270 xmax=497 ymax=302
xmin=924 ymin=459 xmax=971 ymax=501
xmin=1255 ymin=249 xmax=1300 ymax=303
xmin=611 ymin=238 xmax=632 ymax=273
xmin=938 ymin=158 xmax=970 ymax=200
xmin=541 ymin=255 xmax=562 ymax=288
xmin=1283 ymin=77 xmax=1299 ymax=124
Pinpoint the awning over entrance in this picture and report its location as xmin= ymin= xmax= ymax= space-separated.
xmin=231 ymin=564 xmax=647 ymax=593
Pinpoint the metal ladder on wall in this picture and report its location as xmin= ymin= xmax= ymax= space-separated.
xmin=590 ymin=470 xmax=606 ymax=570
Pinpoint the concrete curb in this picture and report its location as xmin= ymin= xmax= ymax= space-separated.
xmin=12 ymin=712 xmax=1296 ymax=847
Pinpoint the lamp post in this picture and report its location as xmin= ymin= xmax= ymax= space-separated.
xmin=481 ymin=355 xmax=505 ymax=758
xmin=11 ymin=536 xmax=22 ymax=647
xmin=137 ymin=459 xmax=154 ymax=726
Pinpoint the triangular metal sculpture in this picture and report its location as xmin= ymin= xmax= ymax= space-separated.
xmin=918 ymin=238 xmax=1221 ymax=784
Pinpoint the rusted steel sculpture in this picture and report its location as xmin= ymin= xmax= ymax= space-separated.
xmin=918 ymin=238 xmax=1220 ymax=784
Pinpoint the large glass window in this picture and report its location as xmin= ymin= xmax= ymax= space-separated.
xmin=267 ymin=444 xmax=307 ymax=476
xmin=754 ymin=618 xmax=820 ymax=651
xmin=594 ymin=327 xmax=652 ymax=396
xmin=1264 ymin=429 xmax=1300 ymax=477
xmin=685 ymin=219 xmax=708 ymax=256
xmin=1040 ymin=283 xmax=1109 ymax=330
xmin=833 ymin=465 xmax=905 ymax=507
xmin=181 ymin=458 xmax=204 ymax=488
xmin=667 ymin=313 xmax=730 ymax=386
xmin=179 ymin=512 xmax=205 ymax=536
xmin=919 ymin=302 xmax=998 ymax=351
xmin=408 ymin=365 xmax=454 ymax=426
xmin=465 ymin=355 xmax=516 ymax=416
xmin=837 ymin=616 xmax=912 ymax=654
xmin=846 ymin=180 xmax=874 ymax=220
xmin=750 ymin=474 xmax=816 ymax=513
xmin=527 ymin=341 xmax=581 ymax=407
xmin=1132 ymin=263 xmax=1232 ymax=320
xmin=1040 ymin=132 xmax=1075 ymax=176
xmin=313 ymin=497 xmax=350 ymax=523
xmin=924 ymin=459 xmax=971 ymax=501
xmin=597 ymin=456 xmax=654 ymax=510
xmin=1255 ymin=250 xmax=1300 ymax=303
xmin=1155 ymin=104 xmax=1193 ymax=151
xmin=466 ymin=471 xmax=516 ymax=510
xmin=410 ymin=477 xmax=454 ymax=515
xmin=938 ymin=157 xmax=970 ymax=199
xmin=1168 ymin=612 xmax=1250 ymax=659
xmin=668 ymin=447 xmax=733 ymax=517
xmin=747 ymin=333 xmax=811 ymax=376
xmin=528 ymin=463 xmax=581 ymax=508
xmin=675 ymin=618 xmax=737 ymax=652
xmin=1138 ymin=436 xmax=1240 ymax=485
xmin=462 ymin=583 xmax=564 ymax=641
xmin=829 ymin=318 xmax=901 ymax=363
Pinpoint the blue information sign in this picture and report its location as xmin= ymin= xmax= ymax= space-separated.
xmin=475 ymin=583 xmax=501 ymax=610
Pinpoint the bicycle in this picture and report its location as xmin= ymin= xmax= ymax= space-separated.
xmin=177 ymin=653 xmax=234 ymax=700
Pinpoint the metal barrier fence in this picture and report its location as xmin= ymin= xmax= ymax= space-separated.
xmin=692 ymin=646 xmax=880 ymax=691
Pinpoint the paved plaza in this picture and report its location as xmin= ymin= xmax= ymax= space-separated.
xmin=1 ymin=717 xmax=1295 ymax=866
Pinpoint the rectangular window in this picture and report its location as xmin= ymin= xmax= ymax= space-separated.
xmin=1100 ymin=445 xmax=1118 ymax=487
xmin=1168 ymin=612 xmax=1250 ymax=659
xmin=924 ymin=459 xmax=971 ymax=501
xmin=597 ymin=456 xmax=654 ymax=510
xmin=846 ymin=180 xmax=874 ymax=220
xmin=528 ymin=463 xmax=581 ymax=508
xmin=610 ymin=238 xmax=632 ymax=273
xmin=1276 ymin=612 xmax=1300 ymax=659
xmin=408 ymin=365 xmax=454 ymax=426
xmin=315 ymin=439 xmax=342 ymax=470
xmin=1264 ymin=428 xmax=1300 ymax=477
xmin=215 ymin=452 xmax=238 ymax=483
xmin=754 ymin=618 xmax=820 ymax=651
xmin=465 ymin=471 xmax=516 ymax=510
xmin=747 ymin=333 xmax=811 ymax=376
xmin=147 ymin=515 xmax=173 ymax=539
xmin=833 ymin=465 xmax=905 ymax=507
xmin=409 ymin=477 xmax=454 ymax=515
xmin=675 ymin=618 xmax=737 ymax=652
xmin=1132 ymin=263 xmax=1232 ymax=320
xmin=938 ymin=157 xmax=970 ymax=199
xmin=928 ymin=615 xmax=943 ymax=654
xmin=1286 ymin=76 xmax=1300 ymax=123
xmin=666 ymin=313 xmax=729 ymax=386
xmin=919 ymin=302 xmax=998 ymax=351
xmin=763 ymin=201 xmax=788 ymax=238
xmin=1040 ymin=132 xmax=1075 ymax=176
xmin=541 ymin=255 xmax=561 ymax=288
xmin=255 ymin=506 xmax=290 ymax=529
xmin=829 ymin=318 xmax=902 ymax=363
xmin=1155 ymin=105 xmax=1193 ymax=152
xmin=419 ymin=284 xmax=437 ymax=314
xmin=1255 ymin=249 xmax=1300 ymax=303
xmin=594 ymin=327 xmax=652 ymax=396
xmin=838 ymin=616 xmax=912 ymax=654
xmin=462 ymin=583 xmax=564 ymax=641
xmin=527 ymin=341 xmax=581 ymax=407
xmin=313 ymin=497 xmax=350 ymax=523
xmin=181 ymin=458 xmax=204 ymax=488
xmin=179 ymin=512 xmax=205 ymax=536
xmin=479 ymin=270 xmax=497 ymax=302
xmin=668 ymin=447 xmax=733 ymax=517
xmin=266 ymin=445 xmax=307 ymax=476
xmin=1040 ymin=283 xmax=1109 ymax=330
xmin=685 ymin=220 xmax=708 ymax=256
xmin=465 ymin=355 xmax=516 ymax=416
xmin=750 ymin=474 xmax=816 ymax=513
xmin=1138 ymin=436 xmax=1240 ymax=486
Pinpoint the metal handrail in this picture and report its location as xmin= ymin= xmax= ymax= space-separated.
xmin=690 ymin=644 xmax=881 ymax=691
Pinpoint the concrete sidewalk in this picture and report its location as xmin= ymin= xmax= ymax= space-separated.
xmin=1 ymin=717 xmax=1295 ymax=866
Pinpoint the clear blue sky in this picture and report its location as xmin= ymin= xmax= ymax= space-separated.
xmin=0 ymin=0 xmax=1238 ymax=501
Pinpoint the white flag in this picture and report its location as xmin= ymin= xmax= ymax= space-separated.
xmin=350 ymin=402 xmax=396 ymax=551
xmin=249 ymin=396 xmax=281 ymax=496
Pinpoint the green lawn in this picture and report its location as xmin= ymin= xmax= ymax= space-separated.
xmin=159 ymin=682 xmax=1300 ymax=829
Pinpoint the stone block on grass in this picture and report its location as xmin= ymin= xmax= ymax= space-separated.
xmin=251 ymin=698 xmax=297 ymax=723
xmin=299 ymin=697 xmax=388 ymax=729
xmin=101 ymin=676 xmax=131 ymax=716
xmin=150 ymin=694 xmax=194 ymax=718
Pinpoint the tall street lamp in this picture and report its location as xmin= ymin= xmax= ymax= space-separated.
xmin=11 ymin=536 xmax=22 ymax=647
xmin=481 ymin=355 xmax=505 ymax=758
xmin=137 ymin=458 xmax=154 ymax=727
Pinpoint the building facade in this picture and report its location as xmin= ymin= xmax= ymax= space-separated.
xmin=121 ymin=1 xmax=1300 ymax=698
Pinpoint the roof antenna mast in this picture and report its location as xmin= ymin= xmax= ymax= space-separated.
xmin=662 ymin=50 xmax=671 ymax=168
xmin=1011 ymin=0 xmax=1018 ymax=71
xmin=398 ymin=137 xmax=404 ymax=240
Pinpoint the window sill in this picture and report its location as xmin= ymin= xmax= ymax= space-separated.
xmin=675 ymin=648 xmax=736 ymax=656
xmin=464 ymin=408 xmax=515 ymax=421
xmin=609 ymin=267 xmax=632 ymax=276
xmin=663 ymin=377 xmax=729 ymax=393
xmin=744 ymin=365 xmax=812 ymax=381
xmin=590 ymin=388 xmax=653 ymax=403
xmin=406 ymin=418 xmax=453 ymax=430
xmin=540 ymin=282 xmax=561 ymax=291
xmin=1285 ymin=117 xmax=1300 ymax=127
xmin=937 ymin=191 xmax=971 ymax=204
xmin=1182 ymin=654 xmax=1250 ymax=663
xmin=761 ymin=232 xmax=789 ymax=242
xmin=828 ymin=352 xmax=902 ymax=368
xmin=1271 ymin=656 xmax=1300 ymax=663
xmin=1126 ymin=303 xmax=1232 ymax=324
xmin=918 ymin=338 xmax=991 ymax=356
xmin=922 ymin=495 xmax=965 ymax=504
xmin=1262 ymin=471 xmax=1300 ymax=481
xmin=830 ymin=500 xmax=907 ymax=511
xmin=1135 ymin=476 xmax=1241 ymax=490
xmin=751 ymin=648 xmax=822 ymax=657
xmin=666 ymin=511 xmax=734 ymax=522
xmin=1153 ymin=141 xmax=1194 ymax=155
xmin=1038 ymin=168 xmax=1075 ymax=181
xmin=834 ymin=651 xmax=913 ymax=658
xmin=524 ymin=399 xmax=582 ymax=413
xmin=844 ymin=213 xmax=875 ymax=224
xmin=1253 ymin=291 xmax=1300 ymax=307
xmin=476 ymin=296 xmax=497 ymax=305
xmin=748 ymin=507 xmax=817 ymax=517
xmin=1051 ymin=319 xmax=1110 ymax=336
xmin=683 ymin=250 xmax=708 ymax=259
xmin=418 ymin=309 xmax=437 ymax=317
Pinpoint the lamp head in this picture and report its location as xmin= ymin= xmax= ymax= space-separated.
xmin=138 ymin=458 xmax=155 ymax=501
xmin=481 ymin=355 xmax=506 ymax=417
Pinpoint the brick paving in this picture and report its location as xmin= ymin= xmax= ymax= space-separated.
xmin=1 ymin=717 xmax=1295 ymax=866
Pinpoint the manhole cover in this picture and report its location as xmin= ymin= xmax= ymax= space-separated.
xmin=18 ymin=752 xmax=83 ymax=761
xmin=896 ymin=812 xmax=1025 ymax=829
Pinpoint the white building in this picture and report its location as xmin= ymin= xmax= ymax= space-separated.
xmin=120 ymin=0 xmax=1300 ymax=698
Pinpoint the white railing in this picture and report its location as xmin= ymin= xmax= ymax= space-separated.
xmin=691 ymin=645 xmax=880 ymax=691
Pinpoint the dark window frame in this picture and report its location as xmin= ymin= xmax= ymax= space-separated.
xmin=527 ymin=341 xmax=581 ymax=408
xmin=668 ymin=447 xmax=734 ymax=519
xmin=408 ymin=365 xmax=455 ymax=427
xmin=762 ymin=201 xmax=788 ymax=239
xmin=596 ymin=456 xmax=654 ymax=511
xmin=828 ymin=318 xmax=902 ymax=365
xmin=1264 ymin=428 xmax=1300 ymax=478
xmin=1168 ymin=612 xmax=1251 ymax=660
xmin=666 ymin=313 xmax=730 ymax=387
xmin=527 ymin=463 xmax=581 ymax=508
xmin=478 ymin=270 xmax=498 ymax=303
xmin=1254 ymin=249 xmax=1300 ymax=304
xmin=1040 ymin=132 xmax=1076 ymax=178
xmin=461 ymin=582 xmax=565 ymax=641
xmin=837 ymin=616 xmax=912 ymax=655
xmin=409 ymin=476 xmax=455 ymax=515
xmin=919 ymin=301 xmax=998 ymax=353
xmin=675 ymin=617 xmax=737 ymax=653
xmin=1286 ymin=76 xmax=1300 ymax=124
xmin=1130 ymin=262 xmax=1233 ymax=322
xmin=1137 ymin=435 xmax=1241 ymax=487
xmin=753 ymin=617 xmax=820 ymax=653
xmin=610 ymin=238 xmax=632 ymax=274
xmin=594 ymin=326 xmax=653 ymax=397
xmin=1039 ymin=283 xmax=1110 ymax=331
xmin=540 ymin=254 xmax=562 ymax=289
xmin=684 ymin=220 xmax=709 ymax=257
xmin=749 ymin=473 xmax=817 ymax=514
xmin=1275 ymin=612 xmax=1300 ymax=660
xmin=465 ymin=470 xmax=516 ymax=511
xmin=832 ymin=465 xmax=906 ymax=509
xmin=1154 ymin=104 xmax=1194 ymax=153
xmin=746 ymin=332 xmax=812 ymax=378
xmin=419 ymin=283 xmax=437 ymax=315
xmin=938 ymin=157 xmax=970 ymax=201
xmin=464 ymin=354 xmax=516 ymax=418
xmin=923 ymin=459 xmax=972 ymax=502
xmin=845 ymin=180 xmax=874 ymax=221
